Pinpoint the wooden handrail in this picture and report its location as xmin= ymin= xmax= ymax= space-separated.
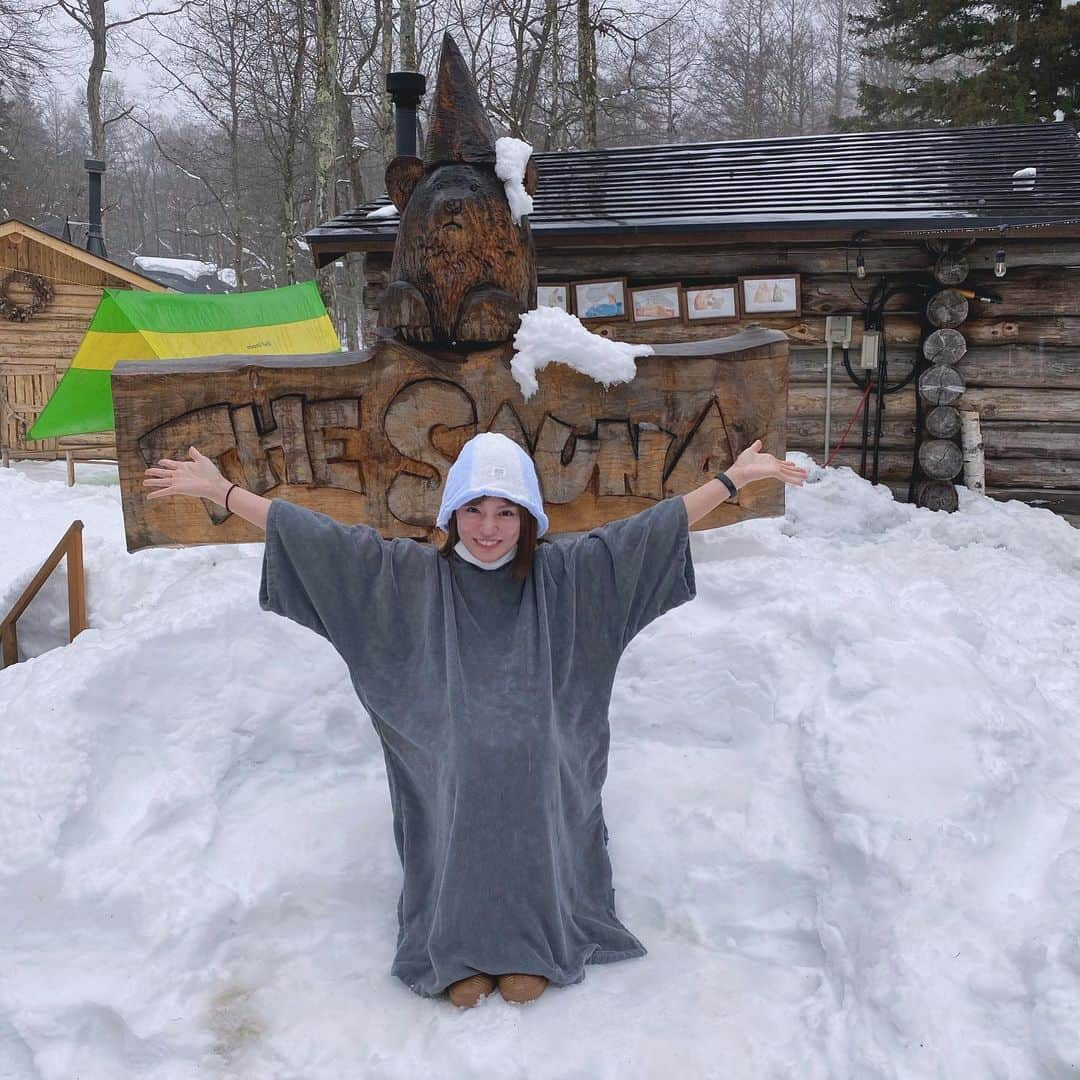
xmin=0 ymin=520 xmax=87 ymax=668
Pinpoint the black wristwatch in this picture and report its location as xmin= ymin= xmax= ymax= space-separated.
xmin=713 ymin=471 xmax=738 ymax=499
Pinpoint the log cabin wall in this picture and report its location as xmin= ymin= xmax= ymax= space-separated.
xmin=361 ymin=233 xmax=1080 ymax=525
xmin=0 ymin=225 xmax=162 ymax=463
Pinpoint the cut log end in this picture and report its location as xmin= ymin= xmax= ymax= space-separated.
xmin=916 ymin=479 xmax=959 ymax=512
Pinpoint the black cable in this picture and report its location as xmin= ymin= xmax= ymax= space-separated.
xmin=841 ymin=275 xmax=937 ymax=483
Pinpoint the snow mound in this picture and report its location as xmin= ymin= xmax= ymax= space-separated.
xmin=2 ymin=460 xmax=1079 ymax=1078
xmin=511 ymin=306 xmax=652 ymax=399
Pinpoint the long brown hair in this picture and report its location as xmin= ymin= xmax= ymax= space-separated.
xmin=437 ymin=498 xmax=544 ymax=582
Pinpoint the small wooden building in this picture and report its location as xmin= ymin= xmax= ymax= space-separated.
xmin=308 ymin=122 xmax=1080 ymax=525
xmin=0 ymin=219 xmax=165 ymax=465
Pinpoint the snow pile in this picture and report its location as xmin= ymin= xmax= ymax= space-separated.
xmin=495 ymin=137 xmax=534 ymax=224
xmin=2 ymin=460 xmax=1080 ymax=1078
xmin=366 ymin=203 xmax=399 ymax=220
xmin=511 ymin=306 xmax=652 ymax=399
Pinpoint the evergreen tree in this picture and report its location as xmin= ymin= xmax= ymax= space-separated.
xmin=849 ymin=0 xmax=1080 ymax=128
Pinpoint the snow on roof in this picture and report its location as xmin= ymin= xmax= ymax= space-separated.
xmin=133 ymin=256 xmax=219 ymax=282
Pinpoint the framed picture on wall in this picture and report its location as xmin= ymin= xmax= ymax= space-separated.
xmin=536 ymin=283 xmax=570 ymax=311
xmin=682 ymin=284 xmax=740 ymax=324
xmin=739 ymin=274 xmax=801 ymax=316
xmin=573 ymin=278 xmax=628 ymax=322
xmin=629 ymin=283 xmax=683 ymax=325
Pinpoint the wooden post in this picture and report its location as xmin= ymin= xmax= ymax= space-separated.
xmin=1 ymin=447 xmax=9 ymax=468
xmin=1 ymin=622 xmax=16 ymax=667
xmin=66 ymin=450 xmax=75 ymax=487
xmin=0 ymin=520 xmax=87 ymax=668
xmin=67 ymin=521 xmax=87 ymax=639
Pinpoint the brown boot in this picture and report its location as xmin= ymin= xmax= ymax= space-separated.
xmin=497 ymin=974 xmax=548 ymax=1004
xmin=447 ymin=973 xmax=497 ymax=1008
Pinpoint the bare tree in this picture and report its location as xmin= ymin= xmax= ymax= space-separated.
xmin=771 ymin=0 xmax=821 ymax=133
xmin=129 ymin=0 xmax=265 ymax=283
xmin=56 ymin=0 xmax=190 ymax=158
xmin=577 ymin=0 xmax=598 ymax=147
xmin=242 ymin=0 xmax=311 ymax=282
xmin=0 ymin=0 xmax=54 ymax=94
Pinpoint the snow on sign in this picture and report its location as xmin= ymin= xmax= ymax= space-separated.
xmin=111 ymin=32 xmax=791 ymax=550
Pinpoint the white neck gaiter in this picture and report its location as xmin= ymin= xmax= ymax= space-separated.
xmin=453 ymin=540 xmax=517 ymax=570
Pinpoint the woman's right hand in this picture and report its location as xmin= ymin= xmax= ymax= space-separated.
xmin=143 ymin=446 xmax=231 ymax=504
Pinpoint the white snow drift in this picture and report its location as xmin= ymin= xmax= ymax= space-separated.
xmin=1 ymin=459 xmax=1079 ymax=1079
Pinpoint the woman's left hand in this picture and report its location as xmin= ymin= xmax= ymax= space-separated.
xmin=730 ymin=439 xmax=809 ymax=488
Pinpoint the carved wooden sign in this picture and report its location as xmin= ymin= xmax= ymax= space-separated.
xmin=112 ymin=332 xmax=789 ymax=551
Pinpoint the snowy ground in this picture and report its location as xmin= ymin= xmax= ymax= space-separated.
xmin=2 ymin=460 xmax=1079 ymax=1079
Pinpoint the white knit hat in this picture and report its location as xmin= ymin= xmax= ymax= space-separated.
xmin=436 ymin=432 xmax=549 ymax=536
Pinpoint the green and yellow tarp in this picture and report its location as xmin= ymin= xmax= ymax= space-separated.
xmin=28 ymin=281 xmax=341 ymax=439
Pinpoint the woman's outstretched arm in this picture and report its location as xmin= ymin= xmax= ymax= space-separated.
xmin=142 ymin=446 xmax=271 ymax=531
xmin=682 ymin=439 xmax=808 ymax=526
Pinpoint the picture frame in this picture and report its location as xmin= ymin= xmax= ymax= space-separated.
xmin=536 ymin=283 xmax=571 ymax=312
xmin=573 ymin=277 xmax=628 ymax=323
xmin=629 ymin=283 xmax=683 ymax=325
xmin=681 ymin=284 xmax=740 ymax=325
xmin=739 ymin=274 xmax=801 ymax=316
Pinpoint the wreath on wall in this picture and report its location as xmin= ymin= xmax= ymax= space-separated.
xmin=0 ymin=271 xmax=55 ymax=322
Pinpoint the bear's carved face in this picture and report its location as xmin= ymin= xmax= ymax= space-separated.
xmin=415 ymin=164 xmax=509 ymax=251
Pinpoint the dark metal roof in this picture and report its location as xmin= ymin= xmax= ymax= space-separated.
xmin=307 ymin=122 xmax=1080 ymax=262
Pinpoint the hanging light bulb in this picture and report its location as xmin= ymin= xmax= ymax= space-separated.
xmin=855 ymin=250 xmax=866 ymax=279
xmin=994 ymin=247 xmax=1006 ymax=278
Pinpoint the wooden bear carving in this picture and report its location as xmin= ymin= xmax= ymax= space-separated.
xmin=379 ymin=34 xmax=538 ymax=350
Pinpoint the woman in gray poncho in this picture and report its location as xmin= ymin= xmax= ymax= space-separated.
xmin=144 ymin=432 xmax=807 ymax=1008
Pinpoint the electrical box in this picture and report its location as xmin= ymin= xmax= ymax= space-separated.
xmin=825 ymin=316 xmax=853 ymax=347
xmin=860 ymin=330 xmax=881 ymax=370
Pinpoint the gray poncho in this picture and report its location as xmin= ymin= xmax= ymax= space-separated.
xmin=259 ymin=495 xmax=696 ymax=996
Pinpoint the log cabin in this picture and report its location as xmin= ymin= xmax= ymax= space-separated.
xmin=0 ymin=219 xmax=165 ymax=470
xmin=307 ymin=120 xmax=1080 ymax=526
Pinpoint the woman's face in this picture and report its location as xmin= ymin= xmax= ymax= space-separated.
xmin=455 ymin=496 xmax=522 ymax=562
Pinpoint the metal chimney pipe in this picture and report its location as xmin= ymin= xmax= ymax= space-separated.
xmin=85 ymin=158 xmax=107 ymax=259
xmin=386 ymin=72 xmax=427 ymax=158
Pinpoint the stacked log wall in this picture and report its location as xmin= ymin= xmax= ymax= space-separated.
xmin=363 ymin=237 xmax=1080 ymax=524
xmin=0 ymin=232 xmax=133 ymax=461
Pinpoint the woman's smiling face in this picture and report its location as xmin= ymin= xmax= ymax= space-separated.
xmin=455 ymin=496 xmax=522 ymax=562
